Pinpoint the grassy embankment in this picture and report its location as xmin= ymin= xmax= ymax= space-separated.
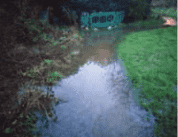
xmin=113 ymin=7 xmax=177 ymax=137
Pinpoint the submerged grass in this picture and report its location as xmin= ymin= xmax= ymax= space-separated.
xmin=113 ymin=7 xmax=177 ymax=136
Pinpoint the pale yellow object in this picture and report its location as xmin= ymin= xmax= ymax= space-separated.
xmin=161 ymin=16 xmax=177 ymax=26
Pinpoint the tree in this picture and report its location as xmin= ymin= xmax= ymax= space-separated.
xmin=125 ymin=0 xmax=152 ymax=20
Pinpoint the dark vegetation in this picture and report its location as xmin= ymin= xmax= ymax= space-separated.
xmin=0 ymin=0 xmax=84 ymax=136
xmin=0 ymin=0 xmax=176 ymax=136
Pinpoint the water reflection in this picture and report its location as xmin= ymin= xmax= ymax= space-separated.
xmin=32 ymin=57 xmax=157 ymax=137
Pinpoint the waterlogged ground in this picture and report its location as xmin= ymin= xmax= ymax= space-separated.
xmin=28 ymin=24 xmax=171 ymax=137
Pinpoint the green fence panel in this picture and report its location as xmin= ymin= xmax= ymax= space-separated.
xmin=115 ymin=10 xmax=125 ymax=25
xmin=80 ymin=11 xmax=125 ymax=28
xmin=90 ymin=12 xmax=115 ymax=28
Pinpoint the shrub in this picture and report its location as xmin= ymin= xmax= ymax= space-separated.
xmin=127 ymin=0 xmax=152 ymax=20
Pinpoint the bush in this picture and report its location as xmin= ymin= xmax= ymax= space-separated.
xmin=127 ymin=0 xmax=152 ymax=20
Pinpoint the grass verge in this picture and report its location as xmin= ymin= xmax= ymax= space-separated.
xmin=113 ymin=14 xmax=177 ymax=137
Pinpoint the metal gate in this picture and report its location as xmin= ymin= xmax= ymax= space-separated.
xmin=81 ymin=11 xmax=125 ymax=28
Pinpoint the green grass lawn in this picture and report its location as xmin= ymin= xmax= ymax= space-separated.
xmin=113 ymin=23 xmax=177 ymax=137
xmin=112 ymin=7 xmax=177 ymax=137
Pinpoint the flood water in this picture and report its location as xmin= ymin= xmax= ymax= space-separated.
xmin=22 ymin=24 xmax=175 ymax=137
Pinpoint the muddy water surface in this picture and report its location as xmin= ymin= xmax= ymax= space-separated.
xmin=30 ymin=25 xmax=167 ymax=137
